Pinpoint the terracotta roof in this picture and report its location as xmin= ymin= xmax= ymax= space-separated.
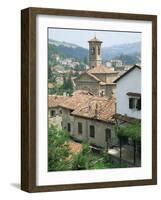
xmin=71 ymin=96 xmax=116 ymax=123
xmin=72 ymin=90 xmax=94 ymax=96
xmin=113 ymin=113 xmax=141 ymax=123
xmin=60 ymin=92 xmax=92 ymax=110
xmin=88 ymin=65 xmax=119 ymax=74
xmin=114 ymin=65 xmax=141 ymax=83
xmin=49 ymin=93 xmax=116 ymax=123
xmin=48 ymin=95 xmax=69 ymax=108
xmin=88 ymin=36 xmax=102 ymax=43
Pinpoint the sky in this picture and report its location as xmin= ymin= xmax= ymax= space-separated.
xmin=48 ymin=28 xmax=141 ymax=49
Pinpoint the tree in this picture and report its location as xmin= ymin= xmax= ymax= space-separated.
xmin=48 ymin=125 xmax=127 ymax=171
xmin=48 ymin=67 xmax=52 ymax=80
xmin=116 ymin=122 xmax=141 ymax=166
xmin=71 ymin=143 xmax=107 ymax=170
xmin=48 ymin=125 xmax=72 ymax=171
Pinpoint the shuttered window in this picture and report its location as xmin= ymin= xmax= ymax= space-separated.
xmin=90 ymin=125 xmax=95 ymax=138
xmin=78 ymin=123 xmax=83 ymax=135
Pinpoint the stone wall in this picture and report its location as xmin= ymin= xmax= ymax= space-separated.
xmin=93 ymin=73 xmax=106 ymax=82
xmin=48 ymin=107 xmax=118 ymax=148
xmin=63 ymin=114 xmax=118 ymax=148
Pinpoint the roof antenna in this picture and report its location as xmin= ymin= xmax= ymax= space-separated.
xmin=94 ymin=32 xmax=96 ymax=39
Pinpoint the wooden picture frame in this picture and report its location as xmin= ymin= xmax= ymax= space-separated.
xmin=21 ymin=7 xmax=157 ymax=192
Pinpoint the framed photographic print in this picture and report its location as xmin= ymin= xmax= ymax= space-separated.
xmin=21 ymin=7 xmax=157 ymax=192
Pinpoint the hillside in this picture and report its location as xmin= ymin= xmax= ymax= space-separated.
xmin=48 ymin=39 xmax=141 ymax=66
xmin=48 ymin=39 xmax=88 ymax=63
xmin=102 ymin=42 xmax=141 ymax=62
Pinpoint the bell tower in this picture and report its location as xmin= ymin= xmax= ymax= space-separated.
xmin=88 ymin=36 xmax=102 ymax=69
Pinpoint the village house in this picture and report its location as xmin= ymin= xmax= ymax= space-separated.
xmin=48 ymin=90 xmax=118 ymax=148
xmin=74 ymin=37 xmax=119 ymax=97
xmin=114 ymin=64 xmax=141 ymax=120
xmin=48 ymin=95 xmax=69 ymax=128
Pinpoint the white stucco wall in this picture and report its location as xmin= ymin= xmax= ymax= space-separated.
xmin=116 ymin=67 xmax=141 ymax=119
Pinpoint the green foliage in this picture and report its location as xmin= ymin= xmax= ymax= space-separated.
xmin=71 ymin=143 xmax=91 ymax=170
xmin=116 ymin=122 xmax=141 ymax=140
xmin=58 ymin=75 xmax=74 ymax=96
xmin=48 ymin=126 xmax=129 ymax=171
xmin=48 ymin=125 xmax=72 ymax=171
xmin=73 ymin=62 xmax=86 ymax=71
xmin=48 ymin=42 xmax=88 ymax=63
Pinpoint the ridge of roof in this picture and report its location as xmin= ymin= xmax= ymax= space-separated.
xmin=114 ymin=64 xmax=141 ymax=83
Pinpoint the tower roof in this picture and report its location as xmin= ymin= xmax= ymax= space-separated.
xmin=88 ymin=36 xmax=102 ymax=43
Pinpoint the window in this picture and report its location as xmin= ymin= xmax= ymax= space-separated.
xmin=129 ymin=97 xmax=141 ymax=110
xmin=91 ymin=47 xmax=95 ymax=55
xmin=127 ymin=93 xmax=141 ymax=110
xmin=78 ymin=122 xmax=83 ymax=135
xmin=67 ymin=123 xmax=71 ymax=132
xmin=90 ymin=125 xmax=95 ymax=138
xmin=50 ymin=110 xmax=56 ymax=117
xmin=129 ymin=98 xmax=135 ymax=109
xmin=100 ymin=90 xmax=105 ymax=96
xmin=59 ymin=109 xmax=62 ymax=115
xmin=105 ymin=128 xmax=111 ymax=142
xmin=136 ymin=98 xmax=141 ymax=110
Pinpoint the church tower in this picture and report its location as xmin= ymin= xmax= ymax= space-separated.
xmin=88 ymin=36 xmax=102 ymax=69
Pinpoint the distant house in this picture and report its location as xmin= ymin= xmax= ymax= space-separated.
xmin=48 ymin=95 xmax=69 ymax=128
xmin=111 ymin=59 xmax=123 ymax=67
xmin=51 ymin=65 xmax=65 ymax=73
xmin=114 ymin=64 xmax=141 ymax=120
xmin=48 ymin=91 xmax=118 ymax=148
xmin=74 ymin=36 xmax=119 ymax=98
